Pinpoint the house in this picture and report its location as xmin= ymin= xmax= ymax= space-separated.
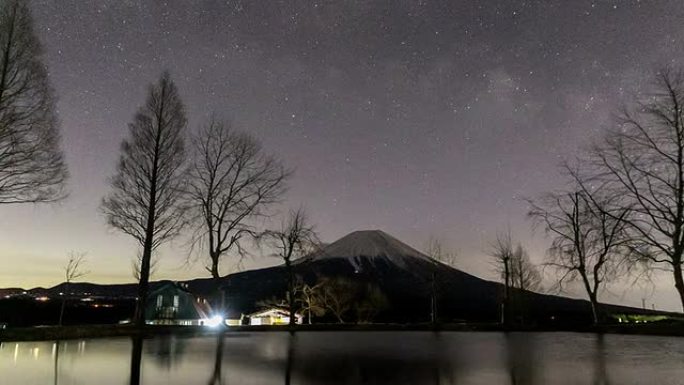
xmin=145 ymin=281 xmax=215 ymax=326
xmin=247 ymin=308 xmax=303 ymax=325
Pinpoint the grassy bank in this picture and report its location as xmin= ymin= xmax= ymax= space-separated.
xmin=3 ymin=322 xmax=684 ymax=342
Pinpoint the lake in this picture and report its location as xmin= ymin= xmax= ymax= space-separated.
xmin=0 ymin=331 xmax=681 ymax=384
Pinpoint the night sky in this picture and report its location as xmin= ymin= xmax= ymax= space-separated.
xmin=1 ymin=0 xmax=682 ymax=309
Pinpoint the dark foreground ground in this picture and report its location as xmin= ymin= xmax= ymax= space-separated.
xmin=3 ymin=321 xmax=684 ymax=342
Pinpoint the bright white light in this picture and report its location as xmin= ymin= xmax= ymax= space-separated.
xmin=204 ymin=315 xmax=224 ymax=328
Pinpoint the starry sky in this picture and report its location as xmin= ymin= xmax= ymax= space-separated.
xmin=2 ymin=0 xmax=683 ymax=310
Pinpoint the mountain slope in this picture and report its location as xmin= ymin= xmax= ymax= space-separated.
xmin=4 ymin=230 xmax=675 ymax=326
xmin=222 ymin=230 xmax=672 ymax=324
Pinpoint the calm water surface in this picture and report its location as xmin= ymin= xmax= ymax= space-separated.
xmin=1 ymin=331 xmax=682 ymax=384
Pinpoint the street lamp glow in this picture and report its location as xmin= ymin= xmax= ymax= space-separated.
xmin=204 ymin=315 xmax=224 ymax=328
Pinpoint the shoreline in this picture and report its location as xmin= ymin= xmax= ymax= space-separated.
xmin=2 ymin=322 xmax=684 ymax=342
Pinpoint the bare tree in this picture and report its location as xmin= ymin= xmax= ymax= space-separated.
xmin=0 ymin=0 xmax=67 ymax=204
xmin=255 ymin=277 xmax=328 ymax=325
xmin=101 ymin=72 xmax=188 ymax=327
xmin=255 ymin=295 xmax=290 ymax=313
xmin=425 ymin=236 xmax=458 ymax=325
xmin=355 ymin=283 xmax=389 ymax=324
xmin=58 ymin=251 xmax=88 ymax=326
xmin=424 ymin=236 xmax=458 ymax=325
xmin=587 ymin=67 xmax=684 ymax=311
xmin=490 ymin=231 xmax=514 ymax=325
xmin=424 ymin=236 xmax=458 ymax=267
xmin=320 ymin=277 xmax=357 ymax=324
xmin=187 ymin=120 xmax=289 ymax=279
xmin=262 ymin=208 xmax=318 ymax=326
xmin=509 ymin=244 xmax=541 ymax=292
xmin=527 ymin=188 xmax=631 ymax=324
xmin=295 ymin=279 xmax=326 ymax=325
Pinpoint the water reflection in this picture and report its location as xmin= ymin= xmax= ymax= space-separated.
xmin=207 ymin=334 xmax=225 ymax=385
xmin=147 ymin=335 xmax=186 ymax=369
xmin=130 ymin=336 xmax=143 ymax=385
xmin=53 ymin=341 xmax=60 ymax=385
xmin=505 ymin=332 xmax=538 ymax=385
xmin=284 ymin=333 xmax=294 ymax=385
xmin=593 ymin=334 xmax=610 ymax=385
xmin=4 ymin=332 xmax=684 ymax=384
xmin=285 ymin=333 xmax=452 ymax=384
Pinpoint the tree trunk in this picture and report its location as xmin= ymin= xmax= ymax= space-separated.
xmin=134 ymin=246 xmax=153 ymax=327
xmin=579 ymin=271 xmax=601 ymax=325
xmin=286 ymin=260 xmax=295 ymax=327
xmin=134 ymin=179 xmax=158 ymax=326
xmin=503 ymin=259 xmax=510 ymax=326
xmin=588 ymin=292 xmax=600 ymax=325
xmin=58 ymin=282 xmax=68 ymax=326
xmin=431 ymin=271 xmax=437 ymax=326
xmin=210 ymin=252 xmax=220 ymax=279
xmin=132 ymin=87 xmax=165 ymax=327
xmin=673 ymin=262 xmax=684 ymax=311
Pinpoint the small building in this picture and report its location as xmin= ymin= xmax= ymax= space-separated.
xmin=145 ymin=281 xmax=214 ymax=326
xmin=247 ymin=308 xmax=303 ymax=325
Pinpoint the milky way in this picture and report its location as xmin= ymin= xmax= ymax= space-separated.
xmin=2 ymin=0 xmax=682 ymax=309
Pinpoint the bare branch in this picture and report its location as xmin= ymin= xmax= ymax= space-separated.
xmin=424 ymin=235 xmax=458 ymax=267
xmin=527 ymin=175 xmax=633 ymax=323
xmin=64 ymin=251 xmax=88 ymax=283
xmin=185 ymin=120 xmax=290 ymax=279
xmin=0 ymin=0 xmax=68 ymax=204
xmin=259 ymin=208 xmax=319 ymax=326
xmin=585 ymin=66 xmax=684 ymax=310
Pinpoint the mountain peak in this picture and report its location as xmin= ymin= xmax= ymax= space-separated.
xmin=307 ymin=229 xmax=433 ymax=269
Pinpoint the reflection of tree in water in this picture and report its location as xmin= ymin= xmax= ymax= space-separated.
xmin=279 ymin=333 xmax=453 ymax=385
xmin=130 ymin=334 xmax=225 ymax=385
xmin=207 ymin=334 xmax=225 ymax=385
xmin=53 ymin=341 xmax=60 ymax=385
xmin=284 ymin=333 xmax=295 ymax=385
xmin=130 ymin=337 xmax=143 ymax=385
xmin=431 ymin=331 xmax=460 ymax=385
xmin=593 ymin=334 xmax=611 ymax=385
xmin=53 ymin=340 xmax=78 ymax=385
xmin=505 ymin=333 xmax=537 ymax=385
xmin=146 ymin=335 xmax=186 ymax=369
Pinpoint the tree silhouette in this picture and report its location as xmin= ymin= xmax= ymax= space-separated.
xmin=262 ymin=208 xmax=318 ymax=326
xmin=58 ymin=251 xmax=88 ymax=326
xmin=187 ymin=119 xmax=289 ymax=279
xmin=587 ymin=67 xmax=684 ymax=311
xmin=490 ymin=231 xmax=514 ymax=325
xmin=528 ymin=186 xmax=631 ymax=324
xmin=102 ymin=72 xmax=188 ymax=327
xmin=509 ymin=244 xmax=541 ymax=292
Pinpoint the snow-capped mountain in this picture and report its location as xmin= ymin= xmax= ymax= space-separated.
xmin=300 ymin=230 xmax=435 ymax=271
